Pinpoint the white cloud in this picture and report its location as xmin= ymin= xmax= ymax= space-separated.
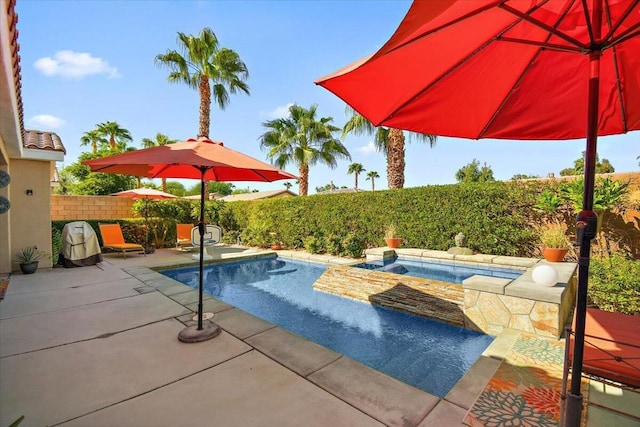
xmin=356 ymin=141 xmax=378 ymax=154
xmin=28 ymin=114 xmax=66 ymax=129
xmin=262 ymin=103 xmax=294 ymax=120
xmin=34 ymin=50 xmax=121 ymax=79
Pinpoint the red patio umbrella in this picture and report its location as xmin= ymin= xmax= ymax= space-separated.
xmin=85 ymin=137 xmax=296 ymax=342
xmin=316 ymin=1 xmax=639 ymax=426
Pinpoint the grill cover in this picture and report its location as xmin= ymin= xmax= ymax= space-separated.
xmin=59 ymin=221 xmax=102 ymax=267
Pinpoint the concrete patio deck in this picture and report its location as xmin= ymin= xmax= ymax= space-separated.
xmin=1 ymin=246 xmax=635 ymax=426
xmin=0 ymin=247 xmax=483 ymax=426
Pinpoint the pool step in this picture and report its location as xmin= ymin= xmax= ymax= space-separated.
xmin=313 ymin=265 xmax=465 ymax=328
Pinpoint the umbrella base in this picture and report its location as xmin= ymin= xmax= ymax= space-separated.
xmin=178 ymin=321 xmax=221 ymax=343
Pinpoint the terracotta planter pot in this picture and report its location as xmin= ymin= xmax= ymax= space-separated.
xmin=271 ymin=245 xmax=282 ymax=250
xmin=541 ymin=247 xmax=568 ymax=262
xmin=384 ymin=238 xmax=402 ymax=249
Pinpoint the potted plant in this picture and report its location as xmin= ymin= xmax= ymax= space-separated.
xmin=14 ymin=246 xmax=48 ymax=274
xmin=269 ymin=232 xmax=282 ymax=250
xmin=539 ymin=224 xmax=570 ymax=262
xmin=384 ymin=223 xmax=402 ymax=249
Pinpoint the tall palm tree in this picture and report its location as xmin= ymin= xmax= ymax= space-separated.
xmin=366 ymin=170 xmax=380 ymax=191
xmin=342 ymin=107 xmax=437 ymax=189
xmin=283 ymin=181 xmax=293 ymax=190
xmin=347 ymin=162 xmax=365 ymax=189
xmin=141 ymin=133 xmax=178 ymax=191
xmin=80 ymin=130 xmax=107 ymax=154
xmin=95 ymin=121 xmax=133 ymax=151
xmin=260 ymin=104 xmax=351 ymax=196
xmin=154 ymin=27 xmax=250 ymax=138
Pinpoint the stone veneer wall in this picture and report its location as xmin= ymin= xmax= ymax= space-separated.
xmin=463 ymin=280 xmax=576 ymax=338
xmin=51 ymin=195 xmax=137 ymax=221
xmin=312 ymin=250 xmax=578 ymax=338
xmin=313 ymin=265 xmax=466 ymax=328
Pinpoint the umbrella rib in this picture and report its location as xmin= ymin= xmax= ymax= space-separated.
xmin=498 ymin=37 xmax=583 ymax=53
xmin=150 ymin=163 xmax=174 ymax=179
xmin=604 ymin=7 xmax=630 ymax=133
xmin=601 ymin=0 xmax=640 ymax=44
xmin=581 ymin=0 xmax=596 ymax=44
xmin=607 ymin=23 xmax=640 ymax=48
xmin=499 ymin=2 xmax=589 ymax=50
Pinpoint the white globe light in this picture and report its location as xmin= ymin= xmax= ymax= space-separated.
xmin=532 ymin=264 xmax=559 ymax=287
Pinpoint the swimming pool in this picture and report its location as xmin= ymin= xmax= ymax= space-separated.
xmin=353 ymin=257 xmax=522 ymax=283
xmin=160 ymin=257 xmax=493 ymax=397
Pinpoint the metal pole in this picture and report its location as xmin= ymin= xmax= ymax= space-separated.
xmin=564 ymin=2 xmax=602 ymax=425
xmin=197 ymin=167 xmax=205 ymax=331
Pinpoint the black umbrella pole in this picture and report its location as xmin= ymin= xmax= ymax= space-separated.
xmin=197 ymin=173 xmax=205 ymax=331
xmin=564 ymin=31 xmax=602 ymax=426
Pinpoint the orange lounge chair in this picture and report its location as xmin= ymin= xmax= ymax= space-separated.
xmin=98 ymin=223 xmax=146 ymax=258
xmin=176 ymin=223 xmax=195 ymax=250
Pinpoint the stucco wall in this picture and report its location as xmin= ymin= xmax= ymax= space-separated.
xmin=8 ymin=159 xmax=53 ymax=271
xmin=51 ymin=195 xmax=137 ymax=221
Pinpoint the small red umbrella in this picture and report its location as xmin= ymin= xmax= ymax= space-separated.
xmin=316 ymin=2 xmax=639 ymax=426
xmin=112 ymin=188 xmax=178 ymax=248
xmin=111 ymin=188 xmax=178 ymax=200
xmin=85 ymin=137 xmax=296 ymax=342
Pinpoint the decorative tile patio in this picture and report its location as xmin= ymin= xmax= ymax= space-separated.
xmin=464 ymin=334 xmax=588 ymax=426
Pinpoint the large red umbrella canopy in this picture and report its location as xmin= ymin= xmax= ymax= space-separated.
xmin=317 ymin=0 xmax=640 ymax=140
xmin=84 ymin=137 xmax=297 ymax=182
xmin=317 ymin=2 xmax=639 ymax=426
xmin=111 ymin=188 xmax=178 ymax=199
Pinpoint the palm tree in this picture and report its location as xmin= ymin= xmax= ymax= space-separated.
xmin=283 ymin=181 xmax=293 ymax=190
xmin=155 ymin=27 xmax=250 ymax=138
xmin=366 ymin=170 xmax=380 ymax=191
xmin=141 ymin=133 xmax=178 ymax=191
xmin=260 ymin=104 xmax=351 ymax=196
xmin=95 ymin=121 xmax=133 ymax=151
xmin=342 ymin=107 xmax=437 ymax=189
xmin=80 ymin=130 xmax=107 ymax=154
xmin=347 ymin=163 xmax=365 ymax=189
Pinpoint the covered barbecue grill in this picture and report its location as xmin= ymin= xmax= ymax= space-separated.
xmin=59 ymin=221 xmax=102 ymax=267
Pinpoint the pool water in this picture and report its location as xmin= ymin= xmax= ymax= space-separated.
xmin=353 ymin=257 xmax=522 ymax=284
xmin=161 ymin=257 xmax=494 ymax=397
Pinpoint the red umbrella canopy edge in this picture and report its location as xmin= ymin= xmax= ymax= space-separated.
xmin=84 ymin=137 xmax=297 ymax=182
xmin=316 ymin=0 xmax=640 ymax=140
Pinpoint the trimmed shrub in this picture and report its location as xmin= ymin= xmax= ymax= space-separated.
xmin=342 ymin=232 xmax=365 ymax=258
xmin=303 ymin=235 xmax=325 ymax=254
xmin=588 ymin=254 xmax=640 ymax=315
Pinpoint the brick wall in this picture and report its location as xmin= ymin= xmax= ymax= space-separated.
xmin=51 ymin=195 xmax=138 ymax=221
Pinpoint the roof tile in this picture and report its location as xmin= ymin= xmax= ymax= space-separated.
xmin=24 ymin=130 xmax=66 ymax=154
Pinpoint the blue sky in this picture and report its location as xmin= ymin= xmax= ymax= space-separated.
xmin=17 ymin=1 xmax=639 ymax=194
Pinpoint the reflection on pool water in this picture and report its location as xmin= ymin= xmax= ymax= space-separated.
xmin=161 ymin=257 xmax=493 ymax=397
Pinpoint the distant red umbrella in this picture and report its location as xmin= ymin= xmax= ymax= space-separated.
xmin=112 ymin=188 xmax=178 ymax=248
xmin=85 ymin=137 xmax=296 ymax=342
xmin=111 ymin=188 xmax=178 ymax=200
xmin=316 ymin=2 xmax=640 ymax=426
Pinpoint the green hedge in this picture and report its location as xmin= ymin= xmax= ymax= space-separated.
xmin=220 ymin=182 xmax=540 ymax=257
xmin=588 ymin=254 xmax=640 ymax=315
